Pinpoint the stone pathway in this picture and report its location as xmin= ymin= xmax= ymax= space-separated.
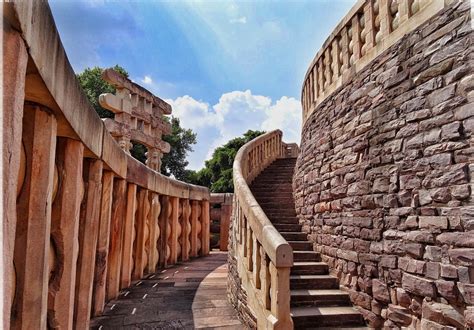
xmin=91 ymin=252 xmax=244 ymax=329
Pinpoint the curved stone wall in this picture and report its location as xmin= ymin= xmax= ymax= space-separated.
xmin=295 ymin=1 xmax=473 ymax=328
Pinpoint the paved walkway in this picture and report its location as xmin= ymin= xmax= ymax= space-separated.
xmin=91 ymin=252 xmax=244 ymax=329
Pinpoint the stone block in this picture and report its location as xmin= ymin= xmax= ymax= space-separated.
xmin=419 ymin=216 xmax=448 ymax=231
xmin=441 ymin=121 xmax=461 ymax=140
xmin=396 ymin=288 xmax=411 ymax=308
xmin=425 ymin=262 xmax=441 ymax=280
xmin=440 ymin=264 xmax=458 ymax=279
xmin=372 ymin=279 xmax=390 ymax=303
xmin=427 ymin=84 xmax=457 ymax=107
xmin=437 ymin=231 xmax=474 ymax=248
xmin=387 ymin=304 xmax=412 ymax=326
xmin=448 ymin=248 xmax=474 ymax=267
xmin=402 ymin=273 xmax=436 ymax=297
xmin=435 ymin=280 xmax=458 ymax=301
xmin=424 ymin=246 xmax=442 ymax=262
xmin=422 ymin=300 xmax=465 ymax=328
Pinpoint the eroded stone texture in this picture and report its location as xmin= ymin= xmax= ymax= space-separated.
xmin=294 ymin=1 xmax=473 ymax=328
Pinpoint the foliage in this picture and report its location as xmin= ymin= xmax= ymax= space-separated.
xmin=187 ymin=130 xmax=265 ymax=193
xmin=76 ymin=65 xmax=197 ymax=179
xmin=76 ymin=65 xmax=128 ymax=118
xmin=161 ymin=117 xmax=197 ymax=180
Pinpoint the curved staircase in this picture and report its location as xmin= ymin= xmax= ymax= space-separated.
xmin=250 ymin=158 xmax=366 ymax=329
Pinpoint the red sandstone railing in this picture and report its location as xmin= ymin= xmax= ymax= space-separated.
xmin=210 ymin=193 xmax=233 ymax=251
xmin=3 ymin=2 xmax=210 ymax=329
xmin=301 ymin=0 xmax=449 ymax=122
xmin=232 ymin=130 xmax=294 ymax=329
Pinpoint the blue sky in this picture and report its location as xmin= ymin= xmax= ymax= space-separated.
xmin=50 ymin=0 xmax=355 ymax=170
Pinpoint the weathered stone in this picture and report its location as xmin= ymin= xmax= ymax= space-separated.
xmin=358 ymin=306 xmax=383 ymax=328
xmin=400 ymin=174 xmax=421 ymax=190
xmin=419 ymin=216 xmax=448 ymax=231
xmin=387 ymin=304 xmax=412 ymax=326
xmin=448 ymin=248 xmax=474 ymax=267
xmin=414 ymin=58 xmax=454 ymax=85
xmin=419 ymin=190 xmax=433 ymax=206
xmin=458 ymin=283 xmax=474 ymax=304
xmin=425 ymin=262 xmax=441 ymax=280
xmin=427 ymin=85 xmax=456 ymax=107
xmin=402 ymin=273 xmax=436 ymax=297
xmin=450 ymin=184 xmax=470 ymax=200
xmin=347 ymin=181 xmax=371 ymax=196
xmin=437 ymin=231 xmax=474 ymax=248
xmin=349 ymin=290 xmax=372 ymax=310
xmin=396 ymin=288 xmax=411 ymax=308
xmin=422 ymin=300 xmax=465 ymax=328
xmin=435 ymin=280 xmax=458 ymax=301
xmin=379 ymin=255 xmax=397 ymax=269
xmin=430 ymin=187 xmax=451 ymax=203
xmin=372 ymin=279 xmax=390 ymax=303
xmin=405 ymin=243 xmax=424 ymax=258
xmin=399 ymin=257 xmax=426 ymax=275
xmin=406 ymin=230 xmax=435 ymax=244
xmin=424 ymin=246 xmax=442 ymax=262
xmin=440 ymin=264 xmax=458 ymax=279
xmin=441 ymin=121 xmax=461 ymax=140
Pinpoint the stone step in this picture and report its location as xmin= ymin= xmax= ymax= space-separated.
xmin=289 ymin=241 xmax=313 ymax=251
xmin=290 ymin=275 xmax=338 ymax=290
xmin=259 ymin=202 xmax=295 ymax=209
xmin=266 ymin=217 xmax=298 ymax=224
xmin=293 ymin=251 xmax=321 ymax=262
xmin=255 ymin=197 xmax=294 ymax=203
xmin=290 ymin=289 xmax=351 ymax=307
xmin=291 ymin=306 xmax=365 ymax=328
xmin=291 ymin=262 xmax=329 ymax=275
xmin=273 ymin=223 xmax=302 ymax=232
xmin=280 ymin=232 xmax=308 ymax=241
xmin=265 ymin=210 xmax=297 ymax=217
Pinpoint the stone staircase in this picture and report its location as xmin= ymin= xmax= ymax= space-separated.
xmin=250 ymin=158 xmax=366 ymax=329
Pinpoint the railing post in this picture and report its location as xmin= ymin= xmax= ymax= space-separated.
xmin=92 ymin=171 xmax=114 ymax=316
xmin=364 ymin=0 xmax=376 ymax=50
xmin=379 ymin=0 xmax=392 ymax=37
xmin=74 ymin=159 xmax=103 ymax=329
xmin=181 ymin=199 xmax=191 ymax=261
xmin=260 ymin=249 xmax=271 ymax=310
xmin=3 ymin=28 xmax=28 ymax=328
xmin=201 ymin=200 xmax=210 ymax=256
xmin=269 ymin=264 xmax=293 ymax=329
xmin=398 ymin=0 xmax=412 ymax=24
xmin=146 ymin=193 xmax=161 ymax=273
xmin=133 ymin=189 xmax=149 ymax=280
xmin=48 ymin=139 xmax=84 ymax=329
xmin=158 ymin=195 xmax=170 ymax=267
xmin=106 ymin=179 xmax=126 ymax=300
xmin=13 ymin=104 xmax=57 ymax=330
xmin=120 ymin=183 xmax=137 ymax=288
xmin=351 ymin=15 xmax=361 ymax=61
xmin=169 ymin=197 xmax=179 ymax=264
xmin=190 ymin=200 xmax=199 ymax=258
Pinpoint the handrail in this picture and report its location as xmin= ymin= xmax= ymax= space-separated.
xmin=301 ymin=0 xmax=448 ymax=122
xmin=232 ymin=130 xmax=294 ymax=329
xmin=3 ymin=2 xmax=210 ymax=329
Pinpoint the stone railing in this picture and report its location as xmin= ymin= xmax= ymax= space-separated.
xmin=301 ymin=0 xmax=450 ymax=122
xmin=210 ymin=193 xmax=233 ymax=251
xmin=3 ymin=2 xmax=210 ymax=329
xmin=230 ymin=130 xmax=294 ymax=329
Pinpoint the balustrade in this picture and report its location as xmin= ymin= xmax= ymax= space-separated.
xmin=3 ymin=2 xmax=210 ymax=329
xmin=301 ymin=0 xmax=448 ymax=121
xmin=231 ymin=130 xmax=294 ymax=329
xmin=210 ymin=193 xmax=233 ymax=251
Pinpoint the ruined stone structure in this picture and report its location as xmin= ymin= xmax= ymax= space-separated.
xmin=296 ymin=0 xmax=473 ymax=328
xmin=3 ymin=2 xmax=210 ymax=329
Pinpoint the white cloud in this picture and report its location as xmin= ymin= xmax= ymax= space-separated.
xmin=141 ymin=75 xmax=153 ymax=85
xmin=229 ymin=16 xmax=247 ymax=24
xmin=167 ymin=90 xmax=302 ymax=170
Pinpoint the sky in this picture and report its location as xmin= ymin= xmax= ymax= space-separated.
xmin=49 ymin=0 xmax=356 ymax=170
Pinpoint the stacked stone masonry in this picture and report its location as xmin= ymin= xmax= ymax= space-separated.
xmin=294 ymin=1 xmax=473 ymax=329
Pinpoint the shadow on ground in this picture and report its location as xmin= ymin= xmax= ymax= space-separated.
xmin=90 ymin=252 xmax=242 ymax=329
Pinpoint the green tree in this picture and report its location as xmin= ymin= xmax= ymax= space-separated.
xmin=188 ymin=130 xmax=265 ymax=193
xmin=76 ymin=65 xmax=197 ymax=179
xmin=76 ymin=65 xmax=128 ymax=118
xmin=161 ymin=117 xmax=197 ymax=180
